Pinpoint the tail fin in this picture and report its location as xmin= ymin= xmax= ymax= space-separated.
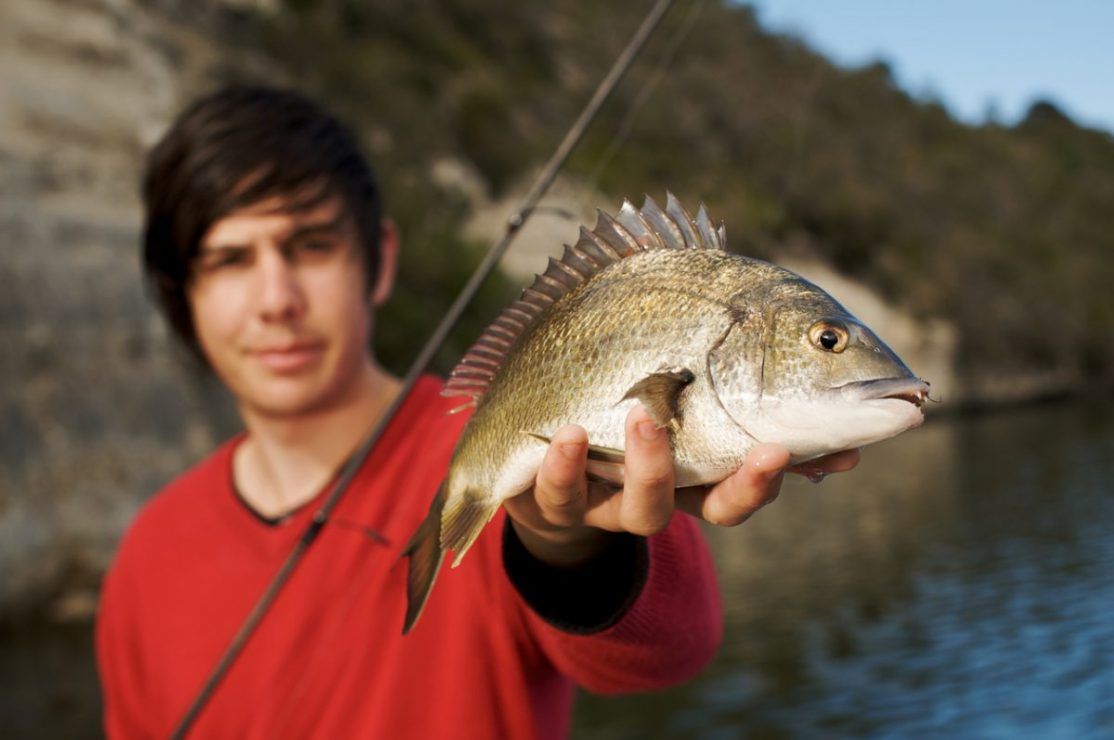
xmin=402 ymin=485 xmax=446 ymax=634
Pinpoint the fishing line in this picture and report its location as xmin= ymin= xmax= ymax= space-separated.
xmin=780 ymin=55 xmax=830 ymax=202
xmin=168 ymin=1 xmax=677 ymax=736
xmin=586 ymin=0 xmax=706 ymax=189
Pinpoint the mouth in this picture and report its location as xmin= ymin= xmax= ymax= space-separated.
xmin=839 ymin=377 xmax=931 ymax=407
xmin=250 ymin=341 xmax=325 ymax=373
xmin=885 ymin=390 xmax=927 ymax=407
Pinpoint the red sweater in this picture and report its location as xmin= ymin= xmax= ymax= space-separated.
xmin=96 ymin=377 xmax=722 ymax=739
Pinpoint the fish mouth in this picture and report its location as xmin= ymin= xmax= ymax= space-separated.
xmin=838 ymin=377 xmax=931 ymax=407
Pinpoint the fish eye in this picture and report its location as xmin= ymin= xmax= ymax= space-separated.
xmin=808 ymin=321 xmax=849 ymax=353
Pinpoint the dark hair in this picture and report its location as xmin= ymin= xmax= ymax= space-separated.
xmin=141 ymin=85 xmax=383 ymax=363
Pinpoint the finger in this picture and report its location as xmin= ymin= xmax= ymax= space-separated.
xmin=677 ymin=443 xmax=790 ymax=527
xmin=534 ymin=425 xmax=590 ymax=524
xmin=618 ymin=405 xmax=675 ymax=536
xmin=533 ymin=424 xmax=589 ymax=528
xmin=789 ymin=448 xmax=861 ymax=479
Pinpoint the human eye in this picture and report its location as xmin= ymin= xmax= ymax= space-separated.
xmin=289 ymin=235 xmax=339 ymax=261
xmin=196 ymin=248 xmax=249 ymax=273
xmin=301 ymin=239 xmax=334 ymax=253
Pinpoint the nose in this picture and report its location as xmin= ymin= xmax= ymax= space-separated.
xmin=257 ymin=251 xmax=306 ymax=323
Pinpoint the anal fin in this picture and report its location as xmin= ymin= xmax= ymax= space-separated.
xmin=621 ymin=369 xmax=695 ymax=428
xmin=441 ymin=493 xmax=500 ymax=568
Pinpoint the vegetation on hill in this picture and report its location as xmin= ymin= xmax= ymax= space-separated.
xmin=240 ymin=0 xmax=1113 ymax=396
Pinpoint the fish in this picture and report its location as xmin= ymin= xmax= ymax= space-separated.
xmin=402 ymin=193 xmax=929 ymax=633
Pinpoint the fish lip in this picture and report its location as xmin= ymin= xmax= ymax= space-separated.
xmin=837 ymin=377 xmax=931 ymax=407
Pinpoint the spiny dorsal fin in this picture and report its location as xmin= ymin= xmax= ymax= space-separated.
xmin=442 ymin=194 xmax=726 ymax=407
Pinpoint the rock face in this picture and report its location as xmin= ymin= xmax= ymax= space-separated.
xmin=0 ymin=0 xmax=272 ymax=620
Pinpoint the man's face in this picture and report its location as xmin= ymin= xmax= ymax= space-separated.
xmin=188 ymin=195 xmax=390 ymax=419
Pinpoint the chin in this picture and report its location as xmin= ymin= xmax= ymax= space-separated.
xmin=244 ymin=396 xmax=326 ymax=420
xmin=238 ymin=377 xmax=342 ymax=419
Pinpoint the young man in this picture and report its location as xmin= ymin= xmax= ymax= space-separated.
xmin=96 ymin=87 xmax=858 ymax=738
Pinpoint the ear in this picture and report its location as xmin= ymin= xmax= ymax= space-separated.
xmin=371 ymin=218 xmax=399 ymax=307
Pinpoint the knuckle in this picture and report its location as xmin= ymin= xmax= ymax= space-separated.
xmin=543 ymin=489 xmax=583 ymax=512
xmin=540 ymin=463 xmax=581 ymax=492
xmin=625 ymin=521 xmax=659 ymax=537
xmin=705 ymin=491 xmax=761 ymax=526
xmin=623 ymin=510 xmax=672 ymax=537
xmin=708 ymin=509 xmax=750 ymax=527
xmin=705 ymin=509 xmax=730 ymax=527
xmin=705 ymin=510 xmax=728 ymax=526
xmin=634 ymin=469 xmax=673 ymax=491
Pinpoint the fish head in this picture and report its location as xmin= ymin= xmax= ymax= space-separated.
xmin=712 ymin=278 xmax=929 ymax=462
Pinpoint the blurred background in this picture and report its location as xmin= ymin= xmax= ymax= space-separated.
xmin=1 ymin=0 xmax=1112 ymax=736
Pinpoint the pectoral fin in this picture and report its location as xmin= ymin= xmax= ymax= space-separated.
xmin=523 ymin=431 xmax=626 ymax=485
xmin=523 ymin=431 xmax=625 ymax=464
xmin=621 ymin=369 xmax=695 ymax=428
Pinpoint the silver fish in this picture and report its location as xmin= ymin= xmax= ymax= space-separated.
xmin=402 ymin=193 xmax=928 ymax=632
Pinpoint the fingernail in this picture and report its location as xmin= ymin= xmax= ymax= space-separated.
xmin=751 ymin=456 xmax=783 ymax=481
xmin=559 ymin=441 xmax=584 ymax=461
xmin=637 ymin=420 xmax=662 ymax=441
xmin=762 ymin=468 xmax=784 ymax=482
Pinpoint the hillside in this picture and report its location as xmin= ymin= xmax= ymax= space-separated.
xmin=260 ymin=0 xmax=1114 ymax=398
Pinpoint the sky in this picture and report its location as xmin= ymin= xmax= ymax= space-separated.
xmin=748 ymin=0 xmax=1114 ymax=133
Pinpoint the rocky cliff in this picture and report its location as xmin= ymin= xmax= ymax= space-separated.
xmin=0 ymin=0 xmax=278 ymax=620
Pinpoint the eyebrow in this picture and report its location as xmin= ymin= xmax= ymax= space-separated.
xmin=282 ymin=214 xmax=349 ymax=244
xmin=199 ymin=214 xmax=350 ymax=254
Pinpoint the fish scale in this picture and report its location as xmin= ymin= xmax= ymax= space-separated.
xmin=402 ymin=194 xmax=929 ymax=634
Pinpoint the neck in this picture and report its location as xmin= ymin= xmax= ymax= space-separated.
xmin=234 ymin=361 xmax=402 ymax=519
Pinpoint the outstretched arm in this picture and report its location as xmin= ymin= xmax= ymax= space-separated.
xmin=501 ymin=404 xmax=858 ymax=692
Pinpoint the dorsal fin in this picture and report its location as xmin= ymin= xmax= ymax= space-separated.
xmin=443 ymin=194 xmax=726 ymax=409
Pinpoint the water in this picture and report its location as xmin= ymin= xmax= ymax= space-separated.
xmin=574 ymin=400 xmax=1114 ymax=738
xmin=1 ymin=401 xmax=1111 ymax=738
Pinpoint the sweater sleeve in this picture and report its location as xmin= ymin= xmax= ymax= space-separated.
xmin=508 ymin=514 xmax=723 ymax=695
xmin=96 ymin=558 xmax=157 ymax=739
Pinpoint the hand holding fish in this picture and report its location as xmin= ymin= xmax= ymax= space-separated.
xmin=507 ymin=405 xmax=861 ymax=567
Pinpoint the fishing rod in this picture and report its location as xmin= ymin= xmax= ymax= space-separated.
xmin=169 ymin=0 xmax=677 ymax=736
